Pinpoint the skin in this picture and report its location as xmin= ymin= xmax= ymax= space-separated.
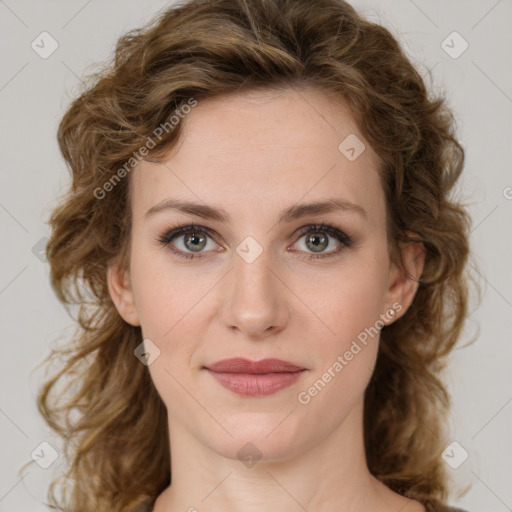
xmin=108 ymin=86 xmax=426 ymax=512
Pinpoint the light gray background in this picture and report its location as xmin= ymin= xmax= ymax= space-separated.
xmin=1 ymin=1 xmax=511 ymax=510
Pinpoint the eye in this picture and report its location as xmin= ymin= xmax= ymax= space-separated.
xmin=157 ymin=224 xmax=220 ymax=260
xmin=291 ymin=223 xmax=353 ymax=260
xmin=156 ymin=222 xmax=354 ymax=261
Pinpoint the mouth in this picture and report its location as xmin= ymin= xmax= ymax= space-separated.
xmin=203 ymin=358 xmax=307 ymax=397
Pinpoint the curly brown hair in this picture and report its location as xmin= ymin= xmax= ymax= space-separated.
xmin=32 ymin=0 xmax=475 ymax=510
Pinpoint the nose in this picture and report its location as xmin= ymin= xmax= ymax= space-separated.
xmin=219 ymin=244 xmax=290 ymax=341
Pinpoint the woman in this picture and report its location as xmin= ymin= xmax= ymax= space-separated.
xmin=37 ymin=0 xmax=474 ymax=510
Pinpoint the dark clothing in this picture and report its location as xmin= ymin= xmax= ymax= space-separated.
xmin=424 ymin=503 xmax=468 ymax=512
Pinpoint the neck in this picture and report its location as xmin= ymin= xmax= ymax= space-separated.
xmin=153 ymin=399 xmax=416 ymax=512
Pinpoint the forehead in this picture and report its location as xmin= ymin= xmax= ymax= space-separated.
xmin=131 ymin=86 xmax=385 ymax=229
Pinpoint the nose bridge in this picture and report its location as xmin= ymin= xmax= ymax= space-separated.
xmin=234 ymin=240 xmax=274 ymax=295
xmin=221 ymin=235 xmax=288 ymax=337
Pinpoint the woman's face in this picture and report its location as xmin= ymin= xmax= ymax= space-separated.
xmin=109 ymin=86 xmax=420 ymax=462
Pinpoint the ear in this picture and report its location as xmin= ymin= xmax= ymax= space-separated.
xmin=107 ymin=262 xmax=141 ymax=326
xmin=383 ymin=240 xmax=426 ymax=324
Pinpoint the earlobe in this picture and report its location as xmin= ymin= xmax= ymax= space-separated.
xmin=107 ymin=263 xmax=141 ymax=326
xmin=384 ymin=240 xmax=426 ymax=325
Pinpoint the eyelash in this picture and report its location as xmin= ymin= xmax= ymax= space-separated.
xmin=156 ymin=222 xmax=354 ymax=261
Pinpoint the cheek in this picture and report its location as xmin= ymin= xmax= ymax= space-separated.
xmin=302 ymin=259 xmax=389 ymax=393
xmin=295 ymin=282 xmax=384 ymax=427
xmin=129 ymin=245 xmax=213 ymax=340
xmin=309 ymin=257 xmax=390 ymax=348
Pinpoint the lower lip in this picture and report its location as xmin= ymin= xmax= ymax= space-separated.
xmin=206 ymin=369 xmax=305 ymax=396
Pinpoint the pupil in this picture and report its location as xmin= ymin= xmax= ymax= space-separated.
xmin=308 ymin=232 xmax=328 ymax=252
xmin=185 ymin=233 xmax=206 ymax=252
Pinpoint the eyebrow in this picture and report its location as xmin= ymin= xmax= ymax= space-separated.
xmin=145 ymin=197 xmax=368 ymax=223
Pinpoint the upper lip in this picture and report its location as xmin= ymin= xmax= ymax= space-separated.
xmin=205 ymin=358 xmax=305 ymax=374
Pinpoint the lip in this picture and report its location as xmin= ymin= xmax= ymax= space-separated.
xmin=206 ymin=358 xmax=305 ymax=374
xmin=204 ymin=358 xmax=306 ymax=397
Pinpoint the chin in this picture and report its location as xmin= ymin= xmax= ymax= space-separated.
xmin=197 ymin=411 xmax=317 ymax=464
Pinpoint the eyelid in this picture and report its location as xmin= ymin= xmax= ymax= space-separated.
xmin=293 ymin=223 xmax=353 ymax=246
xmin=157 ymin=223 xmax=219 ymax=245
